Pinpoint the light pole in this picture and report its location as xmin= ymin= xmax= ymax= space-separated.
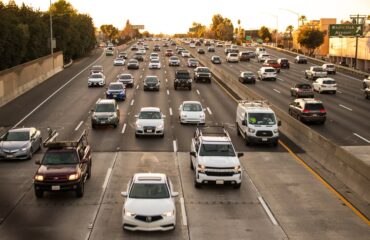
xmin=49 ymin=0 xmax=54 ymax=68
xmin=279 ymin=8 xmax=300 ymax=29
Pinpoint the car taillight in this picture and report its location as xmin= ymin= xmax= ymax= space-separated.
xmin=303 ymin=109 xmax=310 ymax=113
xmin=320 ymin=109 xmax=326 ymax=113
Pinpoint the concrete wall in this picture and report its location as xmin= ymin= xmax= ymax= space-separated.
xmin=0 ymin=52 xmax=63 ymax=107
xmin=189 ymin=47 xmax=370 ymax=205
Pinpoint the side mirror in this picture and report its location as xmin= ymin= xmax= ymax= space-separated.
xmin=190 ymin=151 xmax=196 ymax=157
xmin=242 ymin=120 xmax=247 ymax=126
xmin=134 ymin=114 xmax=139 ymax=118
xmin=278 ymin=120 xmax=282 ymax=126
xmin=91 ymin=109 xmax=95 ymax=112
xmin=35 ymin=160 xmax=41 ymax=165
xmin=237 ymin=152 xmax=244 ymax=158
xmin=121 ymin=192 xmax=128 ymax=197
xmin=172 ymin=192 xmax=179 ymax=197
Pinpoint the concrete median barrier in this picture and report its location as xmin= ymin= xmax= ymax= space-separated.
xmin=0 ymin=52 xmax=63 ymax=107
xmin=188 ymin=46 xmax=370 ymax=206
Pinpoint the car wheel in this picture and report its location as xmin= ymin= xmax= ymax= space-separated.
xmin=113 ymin=123 xmax=118 ymax=128
xmin=320 ymin=120 xmax=326 ymax=125
xmin=189 ymin=86 xmax=192 ymax=90
xmin=194 ymin=178 xmax=201 ymax=188
xmin=35 ymin=189 xmax=44 ymax=198
xmin=92 ymin=124 xmax=96 ymax=129
xmin=332 ymin=91 xmax=336 ymax=94
xmin=233 ymin=183 xmax=241 ymax=189
xmin=76 ymin=181 xmax=84 ymax=198
xmin=87 ymin=164 xmax=92 ymax=179
xmin=135 ymin=133 xmax=139 ymax=138
xmin=245 ymin=137 xmax=250 ymax=146
xmin=174 ymin=86 xmax=177 ymax=90
xmin=272 ymin=140 xmax=278 ymax=147
xmin=38 ymin=140 xmax=42 ymax=151
xmin=298 ymin=115 xmax=303 ymax=122
xmin=28 ymin=148 xmax=33 ymax=160
xmin=236 ymin=123 xmax=241 ymax=136
xmin=190 ymin=157 xmax=194 ymax=170
xmin=160 ymin=133 xmax=164 ymax=138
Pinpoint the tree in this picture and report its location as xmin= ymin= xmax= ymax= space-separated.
xmin=285 ymin=25 xmax=294 ymax=50
xmin=100 ymin=24 xmax=119 ymax=41
xmin=215 ymin=18 xmax=234 ymax=41
xmin=210 ymin=14 xmax=224 ymax=33
xmin=299 ymin=15 xmax=307 ymax=26
xmin=297 ymin=27 xmax=325 ymax=56
xmin=189 ymin=22 xmax=206 ymax=38
xmin=258 ymin=26 xmax=272 ymax=42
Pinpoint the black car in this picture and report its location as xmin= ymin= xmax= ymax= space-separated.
xmin=238 ymin=71 xmax=256 ymax=84
xmin=208 ymin=47 xmax=215 ymax=52
xmin=118 ymin=52 xmax=128 ymax=59
xmin=127 ymin=59 xmax=139 ymax=69
xmin=153 ymin=45 xmax=161 ymax=51
xmin=288 ymin=98 xmax=326 ymax=124
xmin=294 ymin=55 xmax=307 ymax=64
xmin=174 ymin=69 xmax=192 ymax=90
xmin=133 ymin=53 xmax=144 ymax=61
xmin=211 ymin=56 xmax=221 ymax=64
xmin=197 ymin=48 xmax=205 ymax=54
xmin=290 ymin=83 xmax=314 ymax=98
xmin=278 ymin=58 xmax=290 ymax=69
xmin=143 ymin=76 xmax=160 ymax=91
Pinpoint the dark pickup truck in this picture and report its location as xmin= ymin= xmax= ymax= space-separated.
xmin=174 ymin=69 xmax=192 ymax=90
xmin=33 ymin=129 xmax=92 ymax=198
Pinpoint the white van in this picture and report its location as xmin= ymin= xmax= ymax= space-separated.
xmin=255 ymin=47 xmax=266 ymax=56
xmin=236 ymin=100 xmax=280 ymax=146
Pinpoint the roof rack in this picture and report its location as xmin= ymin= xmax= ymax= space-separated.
xmin=43 ymin=128 xmax=88 ymax=149
xmin=238 ymin=99 xmax=270 ymax=108
xmin=195 ymin=125 xmax=230 ymax=138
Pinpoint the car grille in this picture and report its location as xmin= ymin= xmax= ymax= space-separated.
xmin=143 ymin=126 xmax=156 ymax=133
xmin=135 ymin=215 xmax=163 ymax=222
xmin=2 ymin=149 xmax=18 ymax=154
xmin=44 ymin=175 xmax=69 ymax=182
xmin=205 ymin=171 xmax=235 ymax=177
xmin=256 ymin=131 xmax=273 ymax=137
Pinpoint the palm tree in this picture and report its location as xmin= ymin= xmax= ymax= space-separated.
xmin=299 ymin=15 xmax=307 ymax=26
xmin=286 ymin=25 xmax=294 ymax=50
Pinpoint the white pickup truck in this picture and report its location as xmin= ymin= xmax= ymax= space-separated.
xmin=305 ymin=66 xmax=327 ymax=80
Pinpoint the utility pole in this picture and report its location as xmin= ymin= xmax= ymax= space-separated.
xmin=350 ymin=14 xmax=366 ymax=69
xmin=49 ymin=0 xmax=54 ymax=68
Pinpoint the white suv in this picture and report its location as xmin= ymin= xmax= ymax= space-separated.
xmin=226 ymin=53 xmax=239 ymax=63
xmin=121 ymin=173 xmax=178 ymax=231
xmin=257 ymin=67 xmax=277 ymax=81
xmin=88 ymin=73 xmax=106 ymax=87
xmin=257 ymin=53 xmax=270 ymax=62
xmin=190 ymin=126 xmax=243 ymax=189
xmin=179 ymin=101 xmax=206 ymax=124
xmin=135 ymin=107 xmax=165 ymax=137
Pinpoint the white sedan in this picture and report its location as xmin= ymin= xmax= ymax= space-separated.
xmin=135 ymin=107 xmax=165 ymax=137
xmin=313 ymin=78 xmax=337 ymax=94
xmin=149 ymin=59 xmax=161 ymax=69
xmin=114 ymin=57 xmax=125 ymax=66
xmin=182 ymin=51 xmax=190 ymax=57
xmin=121 ymin=173 xmax=178 ymax=231
xmin=179 ymin=101 xmax=205 ymax=124
xmin=88 ymin=73 xmax=106 ymax=87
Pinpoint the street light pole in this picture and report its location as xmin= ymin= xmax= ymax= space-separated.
xmin=280 ymin=8 xmax=300 ymax=29
xmin=49 ymin=0 xmax=54 ymax=68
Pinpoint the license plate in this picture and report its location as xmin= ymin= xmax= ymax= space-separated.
xmin=262 ymin=138 xmax=268 ymax=141
xmin=6 ymin=154 xmax=13 ymax=158
xmin=101 ymin=121 xmax=106 ymax=124
xmin=313 ymin=114 xmax=318 ymax=117
xmin=150 ymin=87 xmax=153 ymax=89
xmin=147 ymin=129 xmax=153 ymax=133
xmin=52 ymin=185 xmax=60 ymax=191
xmin=216 ymin=180 xmax=224 ymax=185
xmin=113 ymin=94 xmax=117 ymax=97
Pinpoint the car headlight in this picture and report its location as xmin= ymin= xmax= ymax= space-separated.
xmin=234 ymin=165 xmax=242 ymax=173
xmin=68 ymin=173 xmax=80 ymax=181
xmin=200 ymin=114 xmax=205 ymax=119
xmin=124 ymin=209 xmax=136 ymax=217
xmin=273 ymin=129 xmax=279 ymax=133
xmin=248 ymin=128 xmax=256 ymax=133
xmin=35 ymin=175 xmax=44 ymax=181
xmin=157 ymin=124 xmax=164 ymax=129
xmin=162 ymin=210 xmax=174 ymax=217
xmin=21 ymin=147 xmax=29 ymax=152
xmin=92 ymin=115 xmax=98 ymax=120
xmin=136 ymin=123 xmax=142 ymax=129
xmin=108 ymin=114 xmax=116 ymax=120
xmin=181 ymin=114 xmax=187 ymax=118
xmin=197 ymin=164 xmax=206 ymax=173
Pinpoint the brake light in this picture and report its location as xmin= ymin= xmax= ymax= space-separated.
xmin=303 ymin=109 xmax=310 ymax=113
xmin=320 ymin=109 xmax=326 ymax=113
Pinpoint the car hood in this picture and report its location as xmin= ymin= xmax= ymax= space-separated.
xmin=181 ymin=111 xmax=204 ymax=118
xmin=0 ymin=141 xmax=29 ymax=151
xmin=107 ymin=89 xmax=125 ymax=94
xmin=37 ymin=164 xmax=78 ymax=175
xmin=124 ymin=198 xmax=174 ymax=216
xmin=93 ymin=112 xmax=115 ymax=117
xmin=198 ymin=156 xmax=240 ymax=168
xmin=136 ymin=119 xmax=163 ymax=127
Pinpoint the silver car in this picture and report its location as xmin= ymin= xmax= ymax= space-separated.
xmin=0 ymin=128 xmax=42 ymax=160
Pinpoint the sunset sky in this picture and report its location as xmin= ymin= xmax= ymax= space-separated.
xmin=6 ymin=0 xmax=370 ymax=34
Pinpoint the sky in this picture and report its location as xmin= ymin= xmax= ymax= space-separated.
xmin=5 ymin=0 xmax=370 ymax=34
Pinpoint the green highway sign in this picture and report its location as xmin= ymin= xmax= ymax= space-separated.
xmin=245 ymin=36 xmax=252 ymax=40
xmin=329 ymin=24 xmax=363 ymax=37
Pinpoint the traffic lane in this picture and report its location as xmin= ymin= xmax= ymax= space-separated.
xmin=177 ymin=152 xmax=286 ymax=240
xmin=0 ymin=154 xmax=41 ymax=223
xmin=244 ymin=151 xmax=370 ymax=239
xmin=0 ymin=49 xmax=104 ymax=130
xmin=0 ymin=152 xmax=113 ymax=240
xmin=118 ymin=60 xmax=173 ymax=152
xmin=89 ymin=152 xmax=189 ymax=240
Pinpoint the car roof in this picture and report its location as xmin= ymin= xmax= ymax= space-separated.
xmin=109 ymin=82 xmax=124 ymax=86
xmin=133 ymin=173 xmax=166 ymax=184
xmin=97 ymin=99 xmax=115 ymax=104
xmin=182 ymin=101 xmax=201 ymax=105
xmin=140 ymin=107 xmax=160 ymax=112
xmin=201 ymin=136 xmax=231 ymax=143
xmin=8 ymin=127 xmax=33 ymax=133
xmin=295 ymin=98 xmax=322 ymax=103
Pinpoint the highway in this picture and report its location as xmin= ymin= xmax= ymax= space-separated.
xmin=0 ymin=40 xmax=369 ymax=240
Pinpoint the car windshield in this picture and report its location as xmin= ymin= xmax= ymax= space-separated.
xmin=323 ymin=80 xmax=336 ymax=84
xmin=183 ymin=103 xmax=202 ymax=111
xmin=213 ymin=57 xmax=220 ymax=60
xmin=198 ymin=68 xmax=209 ymax=72
xmin=42 ymin=151 xmax=78 ymax=165
xmin=4 ymin=131 xmax=29 ymax=141
xmin=120 ymin=74 xmax=132 ymax=79
xmin=151 ymin=60 xmax=159 ymax=63
xmin=115 ymin=58 xmax=123 ymax=61
xmin=170 ymin=57 xmax=178 ymax=60
xmin=199 ymin=144 xmax=236 ymax=157
xmin=297 ymin=84 xmax=312 ymax=89
xmin=129 ymin=60 xmax=137 ymax=64
xmin=129 ymin=183 xmax=169 ymax=199
xmin=247 ymin=113 xmax=276 ymax=125
xmin=109 ymin=84 xmax=123 ymax=90
xmin=139 ymin=111 xmax=161 ymax=119
xmin=305 ymin=103 xmax=324 ymax=111
xmin=326 ymin=65 xmax=334 ymax=68
xmin=145 ymin=77 xmax=158 ymax=83
xmin=265 ymin=69 xmax=275 ymax=73
xmin=91 ymin=74 xmax=102 ymax=78
xmin=95 ymin=104 xmax=115 ymax=112
xmin=91 ymin=67 xmax=102 ymax=71
xmin=243 ymin=72 xmax=253 ymax=77
xmin=313 ymin=67 xmax=324 ymax=72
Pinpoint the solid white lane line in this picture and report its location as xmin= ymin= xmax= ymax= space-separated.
xmin=130 ymin=99 xmax=134 ymax=106
xmin=167 ymin=90 xmax=170 ymax=95
xmin=166 ymin=78 xmax=168 ymax=83
xmin=136 ymin=85 xmax=139 ymax=90
xmin=180 ymin=197 xmax=188 ymax=226
xmin=339 ymin=104 xmax=352 ymax=111
xmin=121 ymin=123 xmax=127 ymax=134
xmin=169 ymin=108 xmax=173 ymax=116
xmin=337 ymin=72 xmax=362 ymax=82
xmin=207 ymin=107 xmax=212 ymax=115
xmin=353 ymin=133 xmax=370 ymax=143
xmin=273 ymin=89 xmax=281 ymax=94
xmin=196 ymin=90 xmax=200 ymax=95
xmin=102 ymin=168 xmax=112 ymax=189
xmin=75 ymin=121 xmax=83 ymax=131
xmin=13 ymin=51 xmax=105 ymax=128
xmin=140 ymin=75 xmax=143 ymax=78
xmin=258 ymin=196 xmax=278 ymax=226
xmin=173 ymin=140 xmax=177 ymax=152
xmin=337 ymin=90 xmax=343 ymax=94
xmin=165 ymin=70 xmax=167 ymax=74
xmin=277 ymin=78 xmax=284 ymax=82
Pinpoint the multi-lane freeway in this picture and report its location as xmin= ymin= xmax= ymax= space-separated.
xmin=0 ymin=40 xmax=369 ymax=240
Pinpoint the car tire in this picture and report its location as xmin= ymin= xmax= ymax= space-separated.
xmin=194 ymin=178 xmax=201 ymax=188
xmin=160 ymin=133 xmax=164 ymax=138
xmin=190 ymin=157 xmax=194 ymax=170
xmin=28 ymin=148 xmax=33 ymax=160
xmin=245 ymin=137 xmax=250 ymax=146
xmin=332 ymin=91 xmax=336 ymax=94
xmin=135 ymin=133 xmax=139 ymax=138
xmin=92 ymin=124 xmax=96 ymax=129
xmin=35 ymin=189 xmax=44 ymax=198
xmin=76 ymin=181 xmax=84 ymax=198
xmin=272 ymin=140 xmax=278 ymax=147
xmin=87 ymin=164 xmax=92 ymax=179
xmin=113 ymin=124 xmax=118 ymax=128
xmin=236 ymin=123 xmax=241 ymax=136
xmin=233 ymin=183 xmax=241 ymax=189
xmin=189 ymin=86 xmax=192 ymax=90
xmin=320 ymin=120 xmax=326 ymax=125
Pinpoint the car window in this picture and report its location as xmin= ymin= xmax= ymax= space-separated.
xmin=305 ymin=103 xmax=324 ymax=111
xmin=145 ymin=77 xmax=158 ymax=83
xmin=120 ymin=75 xmax=132 ymax=79
xmin=247 ymin=113 xmax=276 ymax=125
xmin=42 ymin=151 xmax=78 ymax=165
xmin=109 ymin=84 xmax=124 ymax=90
xmin=4 ymin=131 xmax=30 ymax=141
xmin=199 ymin=144 xmax=236 ymax=157
xmin=95 ymin=104 xmax=115 ymax=112
xmin=139 ymin=111 xmax=161 ymax=119
xmin=129 ymin=183 xmax=169 ymax=199
xmin=91 ymin=74 xmax=102 ymax=78
xmin=183 ymin=103 xmax=202 ymax=111
xmin=323 ymin=80 xmax=336 ymax=84
xmin=297 ymin=84 xmax=311 ymax=89
xmin=265 ymin=69 xmax=275 ymax=73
